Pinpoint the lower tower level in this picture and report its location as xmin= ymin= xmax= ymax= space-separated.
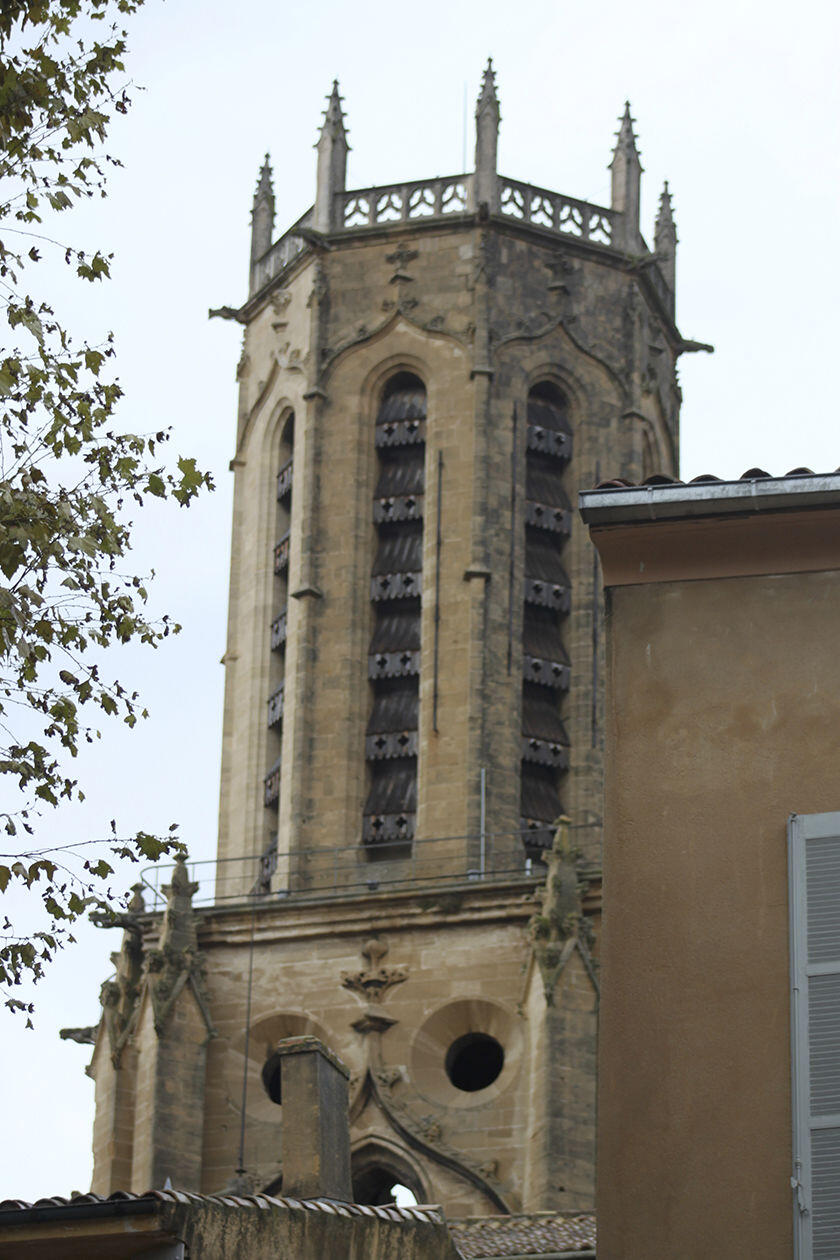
xmin=88 ymin=66 xmax=687 ymax=1215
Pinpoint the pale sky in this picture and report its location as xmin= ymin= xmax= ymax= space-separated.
xmin=2 ymin=0 xmax=838 ymax=1201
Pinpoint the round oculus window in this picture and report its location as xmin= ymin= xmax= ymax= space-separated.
xmin=444 ymin=1032 xmax=505 ymax=1093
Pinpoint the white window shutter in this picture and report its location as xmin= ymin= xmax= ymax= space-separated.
xmin=789 ymin=811 xmax=840 ymax=1260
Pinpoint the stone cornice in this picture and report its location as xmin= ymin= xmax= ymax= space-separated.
xmin=134 ymin=875 xmax=601 ymax=951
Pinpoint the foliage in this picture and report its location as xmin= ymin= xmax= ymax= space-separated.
xmin=0 ymin=1 xmax=213 ymax=1019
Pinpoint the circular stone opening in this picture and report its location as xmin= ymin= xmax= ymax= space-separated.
xmin=444 ymin=1032 xmax=505 ymax=1093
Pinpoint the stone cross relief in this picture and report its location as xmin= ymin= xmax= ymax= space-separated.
xmin=341 ymin=937 xmax=408 ymax=1035
xmin=382 ymin=245 xmax=418 ymax=314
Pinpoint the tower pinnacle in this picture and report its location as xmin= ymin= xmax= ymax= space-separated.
xmin=320 ymin=79 xmax=349 ymax=144
xmin=655 ymin=180 xmax=678 ymax=306
xmin=314 ymin=79 xmax=349 ymax=233
xmin=476 ymin=58 xmax=500 ymax=122
xmin=249 ymin=152 xmax=275 ymax=280
xmin=254 ymin=153 xmax=274 ymax=204
xmin=610 ymin=101 xmax=643 ymax=252
xmin=474 ymin=58 xmax=500 ymax=210
xmin=612 ymin=101 xmax=641 ymax=166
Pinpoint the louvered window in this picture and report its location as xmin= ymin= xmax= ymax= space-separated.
xmin=264 ymin=412 xmax=294 ymax=816
xmin=364 ymin=375 xmax=426 ymax=850
xmin=520 ymin=383 xmax=572 ymax=852
xmin=789 ymin=811 xmax=840 ymax=1260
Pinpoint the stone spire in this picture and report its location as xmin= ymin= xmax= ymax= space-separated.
xmin=654 ymin=181 xmax=678 ymax=305
xmin=314 ymin=80 xmax=349 ymax=233
xmin=474 ymin=58 xmax=500 ymax=211
xmin=610 ymin=102 xmax=643 ymax=253
xmin=250 ymin=153 xmax=275 ymax=275
xmin=160 ymin=853 xmax=200 ymax=955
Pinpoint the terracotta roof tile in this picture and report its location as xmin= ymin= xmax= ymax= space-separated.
xmin=593 ymin=467 xmax=839 ymax=491
xmin=0 ymin=1189 xmax=446 ymax=1226
xmin=448 ymin=1211 xmax=596 ymax=1257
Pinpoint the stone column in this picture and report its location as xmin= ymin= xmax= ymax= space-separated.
xmin=314 ymin=81 xmax=349 ymax=234
xmin=655 ymin=181 xmax=678 ymax=314
xmin=474 ymin=59 xmax=500 ymax=212
xmin=610 ymin=102 xmax=643 ymax=254
xmin=129 ymin=858 xmax=216 ymax=1191
xmin=249 ymin=155 xmax=275 ymax=293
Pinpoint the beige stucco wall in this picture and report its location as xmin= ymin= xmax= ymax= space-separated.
xmin=596 ymin=535 xmax=840 ymax=1259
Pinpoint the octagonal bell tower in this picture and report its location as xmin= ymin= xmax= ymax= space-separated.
xmin=89 ymin=65 xmax=702 ymax=1218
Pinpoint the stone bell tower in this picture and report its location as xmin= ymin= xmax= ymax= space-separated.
xmin=87 ymin=64 xmax=695 ymax=1216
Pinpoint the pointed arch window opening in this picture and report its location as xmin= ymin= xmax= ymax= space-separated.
xmin=264 ymin=412 xmax=294 ymax=818
xmin=364 ymin=375 xmax=426 ymax=856
xmin=521 ymin=383 xmax=572 ymax=854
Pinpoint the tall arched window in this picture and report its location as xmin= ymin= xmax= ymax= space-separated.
xmin=363 ymin=374 xmax=426 ymax=853
xmin=520 ymin=382 xmax=571 ymax=853
xmin=263 ymin=413 xmax=294 ymax=822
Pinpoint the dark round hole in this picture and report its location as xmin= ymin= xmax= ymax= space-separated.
xmin=445 ymin=1032 xmax=504 ymax=1093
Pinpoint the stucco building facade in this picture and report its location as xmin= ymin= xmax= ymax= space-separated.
xmin=583 ymin=473 xmax=840 ymax=1260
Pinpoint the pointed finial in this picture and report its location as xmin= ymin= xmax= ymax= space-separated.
xmin=254 ymin=153 xmax=273 ymax=203
xmin=314 ymin=78 xmax=350 ymax=230
xmin=160 ymin=854 xmax=199 ymax=953
xmin=170 ymin=853 xmax=192 ymax=892
xmin=656 ymin=180 xmax=675 ymax=224
xmin=610 ymin=101 xmax=643 ymax=249
xmin=611 ymin=100 xmax=641 ymax=165
xmin=320 ymin=79 xmax=348 ymax=141
xmin=476 ymin=57 xmax=500 ymax=119
xmin=474 ymin=58 xmax=500 ymax=209
xmin=655 ymin=181 xmax=677 ymax=304
xmin=128 ymin=883 xmax=146 ymax=914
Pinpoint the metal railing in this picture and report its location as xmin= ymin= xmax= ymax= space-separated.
xmin=139 ymin=830 xmax=557 ymax=911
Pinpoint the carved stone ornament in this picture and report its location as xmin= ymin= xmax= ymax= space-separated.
xmin=342 ymin=937 xmax=408 ymax=1037
xmin=270 ymin=289 xmax=292 ymax=314
xmin=375 ymin=1065 xmax=403 ymax=1089
xmin=59 ymin=1025 xmax=97 ymax=1046
xmin=274 ymin=343 xmax=304 ymax=373
xmin=342 ymin=936 xmax=408 ymax=1007
xmin=529 ymin=817 xmax=597 ymax=1005
xmin=92 ymin=882 xmax=146 ymax=1066
xmin=307 ymin=263 xmax=327 ymax=308
xmin=381 ymin=295 xmax=418 ymax=314
xmin=351 ymin=1008 xmax=398 ymax=1035
xmin=385 ymin=244 xmax=418 ymax=276
xmin=143 ymin=856 xmax=216 ymax=1040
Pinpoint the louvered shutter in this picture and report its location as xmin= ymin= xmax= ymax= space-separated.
xmin=789 ymin=811 xmax=840 ymax=1259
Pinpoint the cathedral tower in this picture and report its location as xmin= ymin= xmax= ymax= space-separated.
xmin=88 ymin=66 xmax=685 ymax=1216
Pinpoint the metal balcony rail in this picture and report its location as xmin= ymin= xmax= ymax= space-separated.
xmin=274 ymin=532 xmax=290 ymax=575
xmin=267 ymin=683 xmax=284 ymax=727
xmin=276 ymin=460 xmax=293 ymax=502
xmin=270 ymin=609 xmax=287 ymax=651
xmin=138 ymin=827 xmax=600 ymax=911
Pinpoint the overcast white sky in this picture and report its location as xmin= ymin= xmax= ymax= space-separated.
xmin=2 ymin=0 xmax=838 ymax=1202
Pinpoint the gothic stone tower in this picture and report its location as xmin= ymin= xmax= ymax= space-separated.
xmin=88 ymin=66 xmax=684 ymax=1215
